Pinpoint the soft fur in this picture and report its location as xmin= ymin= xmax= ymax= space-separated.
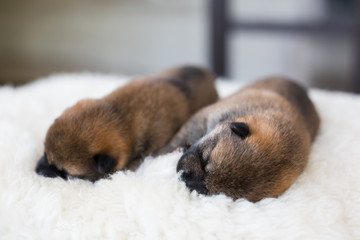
xmin=163 ymin=77 xmax=320 ymax=202
xmin=37 ymin=66 xmax=218 ymax=181
xmin=0 ymin=73 xmax=359 ymax=239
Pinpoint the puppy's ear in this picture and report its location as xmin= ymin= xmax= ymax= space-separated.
xmin=35 ymin=154 xmax=68 ymax=179
xmin=230 ymin=122 xmax=250 ymax=139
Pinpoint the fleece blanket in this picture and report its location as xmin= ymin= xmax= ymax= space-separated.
xmin=0 ymin=73 xmax=359 ymax=240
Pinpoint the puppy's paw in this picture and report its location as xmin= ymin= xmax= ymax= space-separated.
xmin=35 ymin=154 xmax=68 ymax=179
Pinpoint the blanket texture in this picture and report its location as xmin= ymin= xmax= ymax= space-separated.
xmin=0 ymin=73 xmax=359 ymax=240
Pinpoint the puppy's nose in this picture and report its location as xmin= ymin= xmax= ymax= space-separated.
xmin=176 ymin=149 xmax=204 ymax=173
xmin=35 ymin=154 xmax=68 ymax=179
xmin=176 ymin=150 xmax=208 ymax=195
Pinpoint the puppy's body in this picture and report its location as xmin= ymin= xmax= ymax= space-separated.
xmin=36 ymin=66 xmax=218 ymax=181
xmin=162 ymin=77 xmax=320 ymax=202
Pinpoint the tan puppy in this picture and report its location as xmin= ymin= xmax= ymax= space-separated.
xmin=36 ymin=66 xmax=218 ymax=181
xmin=161 ymin=77 xmax=320 ymax=202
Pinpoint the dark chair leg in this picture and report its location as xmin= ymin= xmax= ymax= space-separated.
xmin=209 ymin=0 xmax=228 ymax=77
xmin=353 ymin=1 xmax=360 ymax=93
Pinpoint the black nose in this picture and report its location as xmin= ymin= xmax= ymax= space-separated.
xmin=35 ymin=154 xmax=68 ymax=179
xmin=93 ymin=154 xmax=117 ymax=174
xmin=176 ymin=150 xmax=208 ymax=195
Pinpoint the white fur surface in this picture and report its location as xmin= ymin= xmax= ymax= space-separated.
xmin=0 ymin=73 xmax=359 ymax=240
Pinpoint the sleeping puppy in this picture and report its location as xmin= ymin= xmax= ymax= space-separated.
xmin=161 ymin=77 xmax=320 ymax=202
xmin=36 ymin=66 xmax=219 ymax=181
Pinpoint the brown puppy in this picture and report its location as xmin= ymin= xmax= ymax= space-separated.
xmin=36 ymin=66 xmax=218 ymax=181
xmin=161 ymin=77 xmax=320 ymax=202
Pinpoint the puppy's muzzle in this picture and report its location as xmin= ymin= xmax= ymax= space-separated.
xmin=35 ymin=154 xmax=68 ymax=179
xmin=176 ymin=149 xmax=208 ymax=195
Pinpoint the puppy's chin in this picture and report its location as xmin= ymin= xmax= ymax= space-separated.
xmin=179 ymin=171 xmax=209 ymax=195
xmin=177 ymin=149 xmax=209 ymax=196
xmin=35 ymin=154 xmax=68 ymax=180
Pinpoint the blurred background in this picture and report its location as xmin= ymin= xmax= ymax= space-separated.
xmin=0 ymin=0 xmax=359 ymax=92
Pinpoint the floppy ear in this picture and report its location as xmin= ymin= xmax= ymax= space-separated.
xmin=35 ymin=154 xmax=68 ymax=179
xmin=230 ymin=122 xmax=250 ymax=139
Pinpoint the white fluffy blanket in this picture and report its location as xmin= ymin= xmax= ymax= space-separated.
xmin=0 ymin=73 xmax=359 ymax=240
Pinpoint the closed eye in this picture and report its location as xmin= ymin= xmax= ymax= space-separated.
xmin=184 ymin=143 xmax=191 ymax=151
xmin=93 ymin=154 xmax=117 ymax=174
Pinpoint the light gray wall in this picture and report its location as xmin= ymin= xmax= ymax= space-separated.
xmin=0 ymin=0 xmax=354 ymax=89
xmin=229 ymin=0 xmax=353 ymax=88
xmin=0 ymin=0 xmax=208 ymax=76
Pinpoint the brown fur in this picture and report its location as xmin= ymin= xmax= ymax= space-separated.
xmin=163 ymin=77 xmax=320 ymax=202
xmin=37 ymin=66 xmax=218 ymax=181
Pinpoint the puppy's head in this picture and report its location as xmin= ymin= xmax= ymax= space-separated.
xmin=176 ymin=116 xmax=307 ymax=202
xmin=36 ymin=99 xmax=131 ymax=181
